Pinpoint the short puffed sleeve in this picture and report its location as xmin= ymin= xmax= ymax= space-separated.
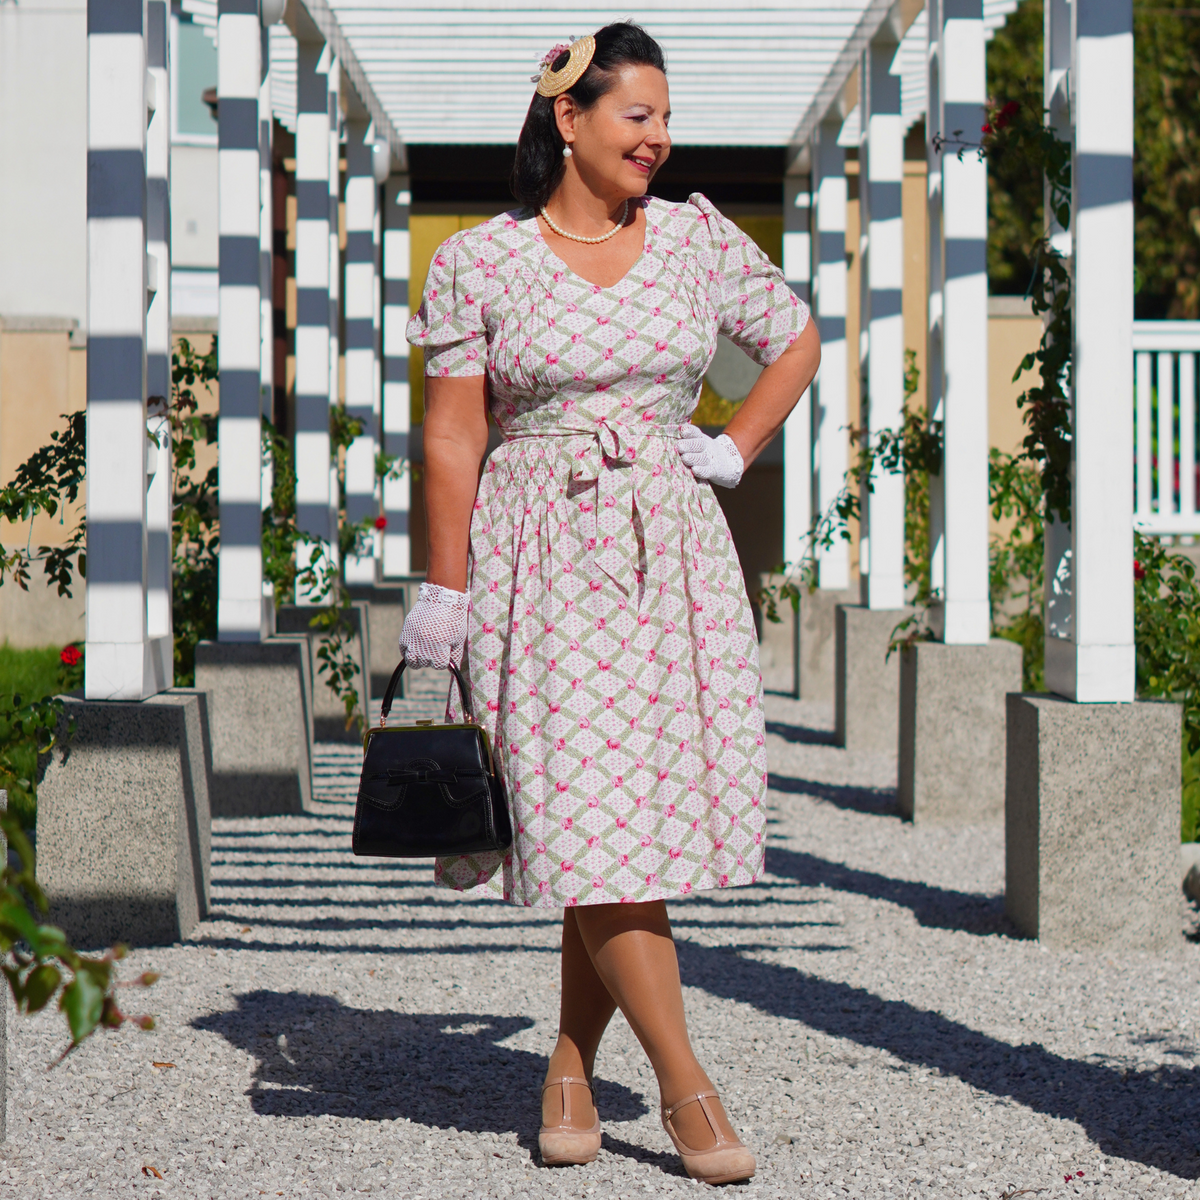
xmin=406 ymin=235 xmax=487 ymax=377
xmin=688 ymin=193 xmax=810 ymax=367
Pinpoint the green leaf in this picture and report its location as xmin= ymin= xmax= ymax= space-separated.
xmin=60 ymin=970 xmax=106 ymax=1045
xmin=23 ymin=963 xmax=62 ymax=1014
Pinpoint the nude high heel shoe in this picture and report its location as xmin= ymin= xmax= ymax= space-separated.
xmin=538 ymin=1076 xmax=602 ymax=1166
xmin=661 ymin=1091 xmax=756 ymax=1185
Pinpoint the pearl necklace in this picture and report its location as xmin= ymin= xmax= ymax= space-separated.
xmin=540 ymin=199 xmax=629 ymax=244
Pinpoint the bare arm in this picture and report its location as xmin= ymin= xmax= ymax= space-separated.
xmin=421 ymin=374 xmax=489 ymax=592
xmin=721 ymin=319 xmax=821 ymax=468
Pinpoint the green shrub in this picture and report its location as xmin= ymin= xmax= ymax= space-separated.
xmin=1133 ymin=534 xmax=1200 ymax=841
xmin=0 ymin=643 xmax=78 ymax=829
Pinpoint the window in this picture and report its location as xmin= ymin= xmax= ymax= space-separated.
xmin=173 ymin=18 xmax=217 ymax=141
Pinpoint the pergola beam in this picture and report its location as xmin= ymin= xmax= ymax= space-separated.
xmin=786 ymin=0 xmax=922 ymax=174
xmin=284 ymin=0 xmax=405 ymax=170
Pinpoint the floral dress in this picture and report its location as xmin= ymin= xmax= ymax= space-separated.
xmin=407 ymin=194 xmax=810 ymax=908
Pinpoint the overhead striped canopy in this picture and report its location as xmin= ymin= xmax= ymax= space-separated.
xmin=186 ymin=0 xmax=1019 ymax=151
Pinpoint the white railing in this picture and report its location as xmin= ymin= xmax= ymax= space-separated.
xmin=1133 ymin=321 xmax=1200 ymax=536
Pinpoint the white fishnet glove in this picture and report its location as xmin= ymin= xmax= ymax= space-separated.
xmin=677 ymin=426 xmax=745 ymax=489
xmin=399 ymin=582 xmax=469 ymax=670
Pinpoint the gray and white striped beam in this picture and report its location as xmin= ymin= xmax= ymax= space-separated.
xmin=811 ymin=118 xmax=851 ymax=591
xmin=293 ymin=38 xmax=333 ymax=569
xmin=85 ymin=0 xmax=155 ymax=699
xmin=146 ymin=0 xmax=173 ymax=660
xmin=1044 ymin=0 xmax=1136 ymax=701
xmin=217 ymin=0 xmax=265 ymax=640
xmin=858 ymin=26 xmax=907 ymax=611
xmin=381 ymin=174 xmax=412 ymax=576
xmin=343 ymin=116 xmax=379 ymax=584
xmin=782 ymin=178 xmax=813 ymax=569
xmin=928 ymin=0 xmax=991 ymax=644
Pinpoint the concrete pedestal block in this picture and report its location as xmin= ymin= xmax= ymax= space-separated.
xmin=835 ymin=605 xmax=911 ymax=753
xmin=1006 ymin=694 xmax=1181 ymax=950
xmin=194 ymin=639 xmax=314 ymax=816
xmin=898 ymin=640 xmax=1023 ymax=823
xmin=277 ymin=602 xmax=371 ymax=741
xmin=756 ymin=573 xmax=796 ymax=695
xmin=799 ymin=587 xmax=858 ymax=703
xmin=36 ymin=692 xmax=212 ymax=948
xmin=347 ymin=578 xmax=422 ymax=696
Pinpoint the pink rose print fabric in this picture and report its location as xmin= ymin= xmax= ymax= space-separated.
xmin=407 ymin=193 xmax=810 ymax=908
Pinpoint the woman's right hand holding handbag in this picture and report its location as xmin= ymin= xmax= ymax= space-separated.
xmin=399 ymin=581 xmax=469 ymax=669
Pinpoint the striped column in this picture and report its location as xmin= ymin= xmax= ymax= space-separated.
xmin=812 ymin=119 xmax=851 ymax=591
xmin=1045 ymin=0 xmax=1136 ymax=701
xmin=858 ymin=29 xmax=907 ymax=611
xmin=146 ymin=0 xmax=173 ymax=659
xmin=294 ymin=40 xmax=333 ymax=588
xmin=217 ymin=0 xmax=264 ymax=641
xmin=343 ymin=117 xmax=379 ymax=584
xmin=85 ymin=0 xmax=153 ymax=700
xmin=258 ymin=21 xmax=273 ymax=422
xmin=372 ymin=143 xmax=385 ymax=567
xmin=1042 ymin=0 xmax=1075 ymax=652
xmin=381 ymin=174 xmax=412 ymax=576
xmin=925 ymin=0 xmax=947 ymax=612
xmin=327 ymin=57 xmax=342 ymax=548
xmin=935 ymin=0 xmax=990 ymax=643
xmin=782 ymin=177 xmax=812 ymax=569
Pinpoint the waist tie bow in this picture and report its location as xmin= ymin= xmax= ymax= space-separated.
xmin=503 ymin=419 xmax=682 ymax=602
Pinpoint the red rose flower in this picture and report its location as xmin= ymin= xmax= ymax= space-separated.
xmin=374 ymin=515 xmax=388 ymax=530
xmin=60 ymin=645 xmax=82 ymax=666
xmin=1134 ymin=559 xmax=1146 ymax=581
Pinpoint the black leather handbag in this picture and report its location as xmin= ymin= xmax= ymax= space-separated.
xmin=352 ymin=659 xmax=512 ymax=858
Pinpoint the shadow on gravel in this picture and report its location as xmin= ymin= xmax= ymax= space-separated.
xmin=190 ymin=936 xmax=558 ymax=955
xmin=767 ymin=772 xmax=898 ymax=816
xmin=764 ymin=720 xmax=836 ymax=747
xmin=675 ymin=941 xmax=1200 ymax=1180
xmin=193 ymin=991 xmax=651 ymax=1161
xmin=765 ymin=846 xmax=1012 ymax=937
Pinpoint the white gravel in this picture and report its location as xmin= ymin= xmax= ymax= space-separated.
xmin=3 ymin=693 xmax=1199 ymax=1199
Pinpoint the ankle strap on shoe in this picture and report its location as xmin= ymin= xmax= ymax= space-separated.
xmin=662 ymin=1089 xmax=719 ymax=1123
xmin=542 ymin=1075 xmax=594 ymax=1094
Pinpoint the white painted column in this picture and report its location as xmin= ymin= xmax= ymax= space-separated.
xmin=343 ymin=116 xmax=379 ymax=584
xmin=812 ymin=118 xmax=851 ymax=590
xmin=258 ymin=20 xmax=272 ymax=420
xmin=381 ymin=174 xmax=412 ymax=576
xmin=372 ymin=141 xmax=386 ymax=567
xmin=782 ymin=177 xmax=813 ymax=569
xmin=327 ymin=56 xmax=342 ymax=549
xmin=859 ymin=29 xmax=907 ymax=610
xmin=930 ymin=0 xmax=991 ymax=643
xmin=1043 ymin=0 xmax=1136 ymax=701
xmin=146 ymin=0 xmax=173 ymax=659
xmin=216 ymin=0 xmax=265 ymax=640
xmin=85 ymin=0 xmax=159 ymax=700
xmin=1042 ymin=0 xmax=1075 ymax=650
xmin=294 ymin=40 xmax=332 ymax=595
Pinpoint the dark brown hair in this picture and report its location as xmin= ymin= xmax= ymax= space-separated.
xmin=510 ymin=22 xmax=667 ymax=210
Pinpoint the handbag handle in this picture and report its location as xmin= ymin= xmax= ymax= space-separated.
xmin=379 ymin=658 xmax=474 ymax=725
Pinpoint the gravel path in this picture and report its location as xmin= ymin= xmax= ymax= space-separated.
xmin=3 ymin=693 xmax=1199 ymax=1199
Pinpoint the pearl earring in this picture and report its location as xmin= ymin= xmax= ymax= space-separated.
xmin=562 ymin=145 xmax=573 ymax=158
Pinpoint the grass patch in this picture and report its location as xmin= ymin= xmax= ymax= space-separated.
xmin=0 ymin=643 xmax=66 ymax=829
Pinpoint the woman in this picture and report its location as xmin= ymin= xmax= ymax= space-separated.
xmin=402 ymin=22 xmax=820 ymax=1185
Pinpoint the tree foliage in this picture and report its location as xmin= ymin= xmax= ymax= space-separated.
xmin=987 ymin=0 xmax=1200 ymax=318
xmin=1133 ymin=0 xmax=1200 ymax=318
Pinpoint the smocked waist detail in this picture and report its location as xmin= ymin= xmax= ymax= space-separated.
xmin=499 ymin=421 xmax=688 ymax=602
